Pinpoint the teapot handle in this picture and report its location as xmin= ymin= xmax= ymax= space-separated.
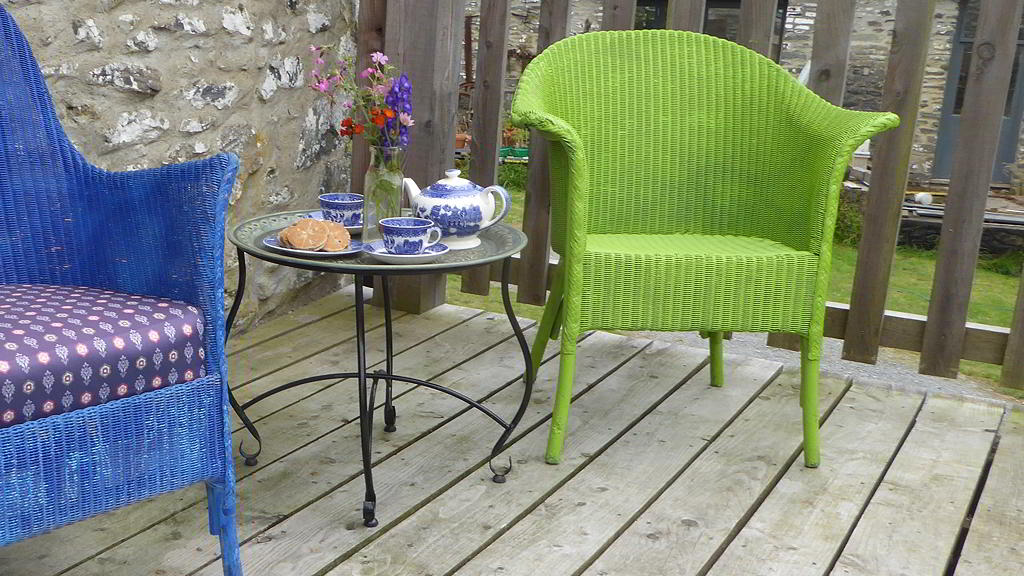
xmin=479 ymin=185 xmax=509 ymax=231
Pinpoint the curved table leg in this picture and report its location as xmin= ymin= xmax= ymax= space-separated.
xmin=354 ymin=275 xmax=379 ymax=528
xmin=489 ymin=257 xmax=536 ymax=483
xmin=224 ymin=247 xmax=263 ymax=466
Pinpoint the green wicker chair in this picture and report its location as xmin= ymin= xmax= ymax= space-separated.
xmin=510 ymin=30 xmax=898 ymax=467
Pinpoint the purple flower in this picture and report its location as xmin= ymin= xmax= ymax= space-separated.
xmin=359 ymin=67 xmax=374 ymax=79
xmin=384 ymin=73 xmax=412 ymax=147
xmin=370 ymin=52 xmax=389 ymax=65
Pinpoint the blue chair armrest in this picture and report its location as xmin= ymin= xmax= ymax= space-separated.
xmin=0 ymin=152 xmax=238 ymax=375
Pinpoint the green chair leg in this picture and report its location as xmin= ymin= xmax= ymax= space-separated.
xmin=800 ymin=336 xmax=821 ymax=468
xmin=545 ymin=341 xmax=576 ymax=464
xmin=709 ymin=331 xmax=725 ymax=387
xmin=530 ymin=269 xmax=565 ymax=378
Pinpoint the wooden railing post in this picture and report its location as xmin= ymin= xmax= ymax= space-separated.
xmin=350 ymin=0 xmax=387 ymax=197
xmin=921 ymin=0 xmax=1024 ymax=377
xmin=461 ymin=0 xmax=511 ymax=296
xmin=843 ymin=0 xmax=937 ymax=364
xmin=738 ymin=0 xmax=776 ymax=56
xmin=518 ymin=0 xmax=570 ymax=306
xmin=1002 ymin=273 xmax=1024 ymax=388
xmin=602 ymin=0 xmax=636 ymax=30
xmin=667 ymin=0 xmax=705 ymax=31
xmin=385 ymin=0 xmax=466 ymax=313
xmin=806 ymin=0 xmax=856 ymax=105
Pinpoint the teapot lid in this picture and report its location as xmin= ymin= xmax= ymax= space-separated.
xmin=426 ymin=168 xmax=480 ymax=195
xmin=439 ymin=169 xmax=470 ymax=187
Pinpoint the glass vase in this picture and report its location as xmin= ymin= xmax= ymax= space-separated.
xmin=363 ymin=145 xmax=406 ymax=243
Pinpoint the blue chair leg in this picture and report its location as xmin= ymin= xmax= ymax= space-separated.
xmin=206 ymin=482 xmax=222 ymax=536
xmin=207 ymin=480 xmax=243 ymax=576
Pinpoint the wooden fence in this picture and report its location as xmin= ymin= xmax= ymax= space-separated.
xmin=352 ymin=0 xmax=1024 ymax=389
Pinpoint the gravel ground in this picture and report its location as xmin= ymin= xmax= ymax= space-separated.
xmin=630 ymin=330 xmax=1021 ymax=406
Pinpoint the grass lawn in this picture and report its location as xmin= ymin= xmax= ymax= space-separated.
xmin=447 ymin=164 xmax=1021 ymax=388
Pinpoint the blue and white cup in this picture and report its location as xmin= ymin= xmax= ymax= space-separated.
xmin=318 ymin=193 xmax=363 ymax=226
xmin=378 ymin=217 xmax=443 ymax=255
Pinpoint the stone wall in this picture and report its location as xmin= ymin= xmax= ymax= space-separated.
xmin=4 ymin=0 xmax=357 ymax=329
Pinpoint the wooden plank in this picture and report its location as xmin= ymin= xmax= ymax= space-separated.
xmin=831 ymin=395 xmax=1002 ymax=575
xmin=706 ymin=384 xmax=924 ymax=576
xmin=350 ymin=0 xmax=387 ymax=198
xmin=461 ymin=0 xmax=511 ymax=296
xmin=667 ymin=0 xmax=706 ymax=32
xmin=227 ymin=312 xmax=508 ymax=465
xmin=602 ymin=0 xmax=636 ymax=30
xmin=843 ymin=0 xmax=938 ymax=364
xmin=920 ymin=0 xmax=1024 ymax=377
xmin=54 ymin=311 xmax=542 ymax=576
xmin=955 ymin=407 xmax=1024 ymax=575
xmin=232 ymin=307 xmax=477 ymax=421
xmin=227 ymin=290 xmax=355 ymax=355
xmin=331 ymin=341 xmax=726 ymax=576
xmin=737 ymin=0 xmax=776 ymax=57
xmin=580 ymin=369 xmax=850 ymax=576
xmin=518 ymin=0 xmax=569 ymax=306
xmin=806 ymin=0 xmax=856 ymax=105
xmin=451 ymin=356 xmax=782 ymax=576
xmin=385 ymin=0 xmax=466 ymax=313
xmin=228 ymin=298 xmax=390 ymax=394
xmin=1001 ymin=275 xmax=1024 ymax=388
xmin=191 ymin=332 xmax=650 ymax=576
xmin=763 ymin=301 xmax=1009 ymax=366
xmin=766 ymin=332 xmax=801 ymax=351
xmin=3 ymin=306 xmax=478 ymax=576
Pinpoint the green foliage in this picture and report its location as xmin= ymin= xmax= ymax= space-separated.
xmin=979 ymin=250 xmax=1024 ymax=277
xmin=498 ymin=163 xmax=527 ymax=194
xmin=833 ymin=193 xmax=863 ymax=247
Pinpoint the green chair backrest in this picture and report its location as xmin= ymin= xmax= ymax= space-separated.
xmin=515 ymin=30 xmax=849 ymax=255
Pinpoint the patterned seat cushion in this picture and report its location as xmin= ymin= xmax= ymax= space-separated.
xmin=0 ymin=284 xmax=207 ymax=429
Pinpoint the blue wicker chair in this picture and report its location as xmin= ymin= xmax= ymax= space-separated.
xmin=0 ymin=8 xmax=242 ymax=574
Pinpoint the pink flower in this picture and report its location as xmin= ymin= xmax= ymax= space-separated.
xmin=315 ymin=57 xmax=325 ymax=66
xmin=399 ymin=112 xmax=415 ymax=127
xmin=342 ymin=99 xmax=353 ymax=110
xmin=372 ymin=83 xmax=389 ymax=95
xmin=370 ymin=52 xmax=388 ymax=65
xmin=315 ymin=79 xmax=330 ymax=92
xmin=359 ymin=67 xmax=374 ymax=79
xmin=309 ymin=45 xmax=318 ymax=53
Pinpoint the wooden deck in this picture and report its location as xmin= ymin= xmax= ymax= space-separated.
xmin=1 ymin=287 xmax=1021 ymax=576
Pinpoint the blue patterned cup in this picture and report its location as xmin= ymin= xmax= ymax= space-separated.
xmin=318 ymin=193 xmax=363 ymax=226
xmin=378 ymin=217 xmax=443 ymax=255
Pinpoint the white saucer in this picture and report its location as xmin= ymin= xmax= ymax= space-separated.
xmin=362 ymin=240 xmax=450 ymax=264
xmin=308 ymin=210 xmax=362 ymax=236
xmin=263 ymin=235 xmax=363 ymax=258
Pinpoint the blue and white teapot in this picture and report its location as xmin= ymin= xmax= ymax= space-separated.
xmin=403 ymin=169 xmax=509 ymax=250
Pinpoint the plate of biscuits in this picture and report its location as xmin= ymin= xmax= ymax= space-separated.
xmin=263 ymin=217 xmax=362 ymax=257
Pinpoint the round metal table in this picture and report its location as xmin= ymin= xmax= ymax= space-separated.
xmin=227 ymin=211 xmax=533 ymax=528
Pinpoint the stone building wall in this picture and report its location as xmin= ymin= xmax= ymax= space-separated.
xmin=4 ymin=0 xmax=357 ymax=329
